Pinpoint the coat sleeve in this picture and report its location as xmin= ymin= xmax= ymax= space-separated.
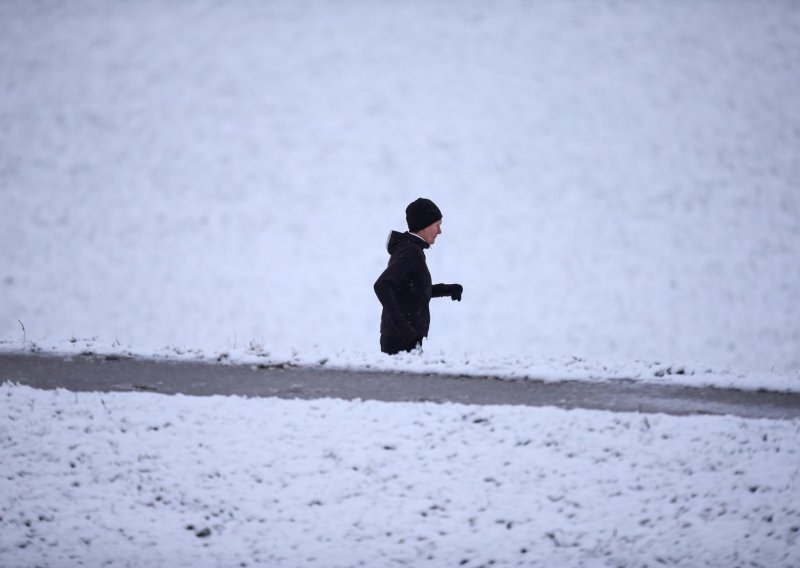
xmin=431 ymin=284 xmax=450 ymax=298
xmin=373 ymin=245 xmax=422 ymax=342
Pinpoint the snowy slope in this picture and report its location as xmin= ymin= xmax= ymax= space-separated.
xmin=2 ymin=384 xmax=798 ymax=566
xmin=1 ymin=1 xmax=799 ymax=383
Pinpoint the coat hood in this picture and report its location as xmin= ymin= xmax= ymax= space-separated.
xmin=385 ymin=230 xmax=429 ymax=254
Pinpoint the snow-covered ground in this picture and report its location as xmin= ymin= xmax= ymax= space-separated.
xmin=1 ymin=0 xmax=799 ymax=389
xmin=1 ymin=384 xmax=798 ymax=567
xmin=2 ymin=2 xmax=800 ymax=564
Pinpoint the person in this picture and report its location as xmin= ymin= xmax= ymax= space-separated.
xmin=373 ymin=198 xmax=463 ymax=355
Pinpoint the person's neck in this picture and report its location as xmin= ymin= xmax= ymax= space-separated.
xmin=409 ymin=231 xmax=428 ymax=244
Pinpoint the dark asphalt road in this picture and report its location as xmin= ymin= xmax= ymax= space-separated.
xmin=1 ymin=352 xmax=799 ymax=419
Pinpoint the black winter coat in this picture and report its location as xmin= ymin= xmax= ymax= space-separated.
xmin=373 ymin=231 xmax=453 ymax=352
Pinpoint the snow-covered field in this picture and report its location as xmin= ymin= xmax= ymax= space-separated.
xmin=2 ymin=2 xmax=800 ymax=565
xmin=1 ymin=384 xmax=798 ymax=567
xmin=1 ymin=0 xmax=799 ymax=389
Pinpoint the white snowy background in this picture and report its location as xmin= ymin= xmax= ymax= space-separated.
xmin=2 ymin=2 xmax=800 ymax=566
xmin=1 ymin=0 xmax=799 ymax=385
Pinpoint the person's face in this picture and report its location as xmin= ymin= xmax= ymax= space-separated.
xmin=417 ymin=219 xmax=443 ymax=245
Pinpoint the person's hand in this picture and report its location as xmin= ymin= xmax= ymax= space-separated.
xmin=448 ymin=284 xmax=463 ymax=301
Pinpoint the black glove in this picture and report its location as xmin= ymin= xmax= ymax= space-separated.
xmin=448 ymin=284 xmax=463 ymax=301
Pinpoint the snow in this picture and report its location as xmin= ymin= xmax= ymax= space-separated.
xmin=2 ymin=383 xmax=798 ymax=566
xmin=2 ymin=4 xmax=799 ymax=565
xmin=1 ymin=0 xmax=799 ymax=390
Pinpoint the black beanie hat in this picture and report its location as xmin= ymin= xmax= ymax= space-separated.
xmin=406 ymin=198 xmax=442 ymax=232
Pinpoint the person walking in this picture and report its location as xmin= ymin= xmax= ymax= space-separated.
xmin=373 ymin=198 xmax=463 ymax=355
